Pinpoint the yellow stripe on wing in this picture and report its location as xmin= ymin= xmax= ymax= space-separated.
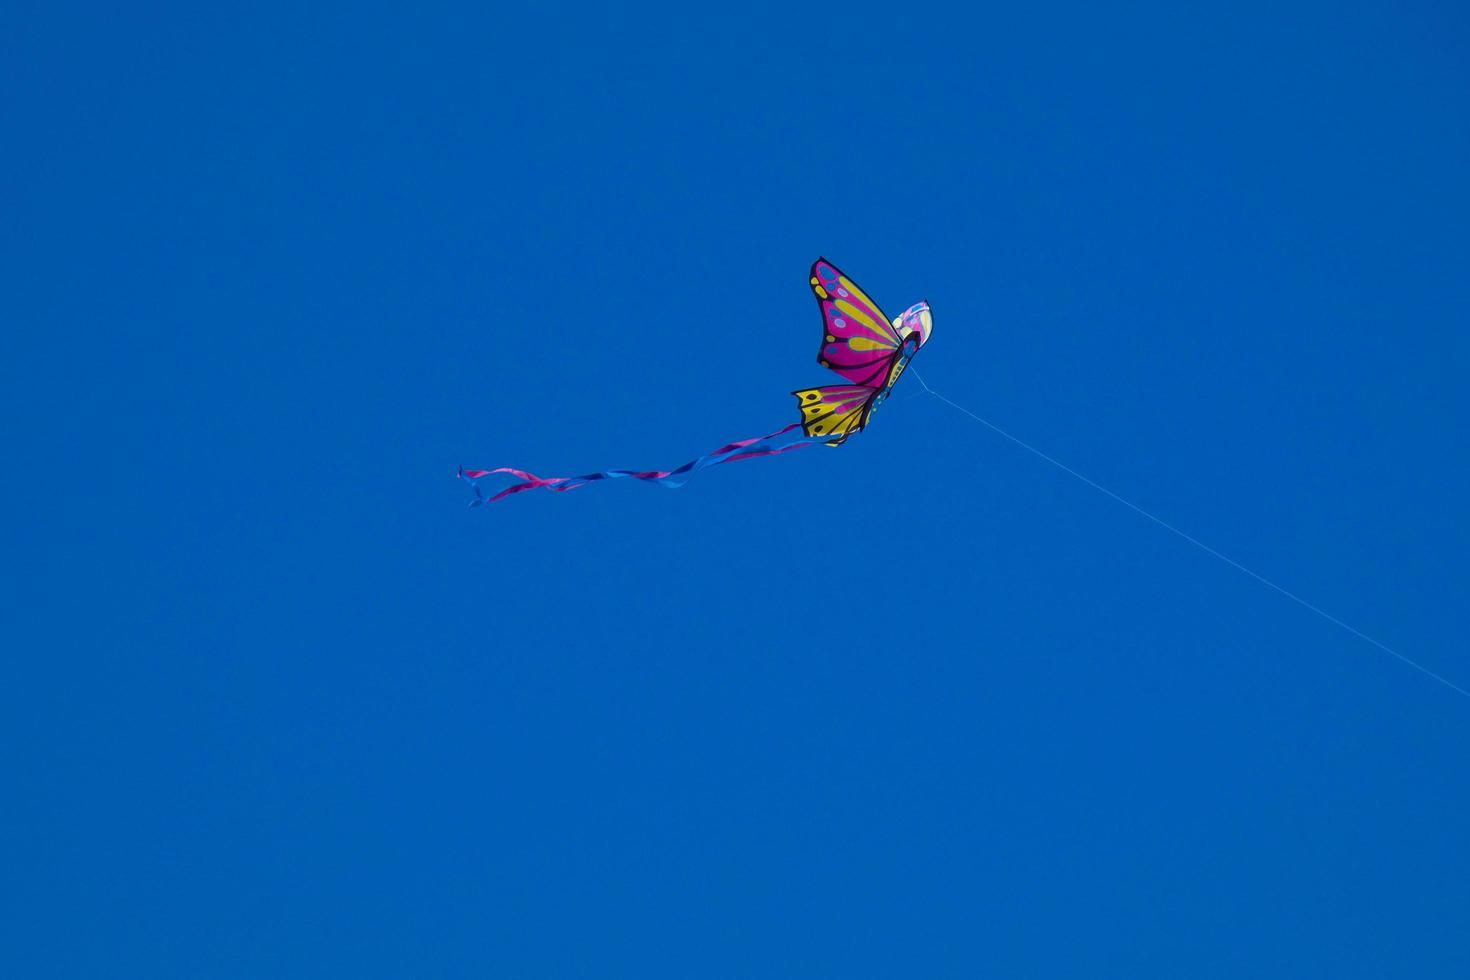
xmin=837 ymin=276 xmax=894 ymax=332
xmin=835 ymin=299 xmax=897 ymax=344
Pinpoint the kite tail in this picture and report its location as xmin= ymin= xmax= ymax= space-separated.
xmin=459 ymin=422 xmax=823 ymax=506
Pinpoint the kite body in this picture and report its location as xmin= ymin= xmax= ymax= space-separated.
xmin=459 ymin=258 xmax=932 ymax=505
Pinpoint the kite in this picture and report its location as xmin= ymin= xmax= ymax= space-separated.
xmin=458 ymin=258 xmax=933 ymax=506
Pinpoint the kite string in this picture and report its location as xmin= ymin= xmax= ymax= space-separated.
xmin=908 ymin=367 xmax=1470 ymax=700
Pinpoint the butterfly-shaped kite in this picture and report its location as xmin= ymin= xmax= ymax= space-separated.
xmin=794 ymin=257 xmax=932 ymax=446
xmin=459 ymin=258 xmax=933 ymax=505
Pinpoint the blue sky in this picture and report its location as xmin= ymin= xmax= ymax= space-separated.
xmin=6 ymin=3 xmax=1469 ymax=976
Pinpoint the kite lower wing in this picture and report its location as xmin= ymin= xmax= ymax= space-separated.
xmin=459 ymin=422 xmax=823 ymax=506
xmin=791 ymin=384 xmax=875 ymax=446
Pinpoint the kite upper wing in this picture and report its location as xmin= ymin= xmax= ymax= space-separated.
xmin=809 ymin=258 xmax=901 ymax=388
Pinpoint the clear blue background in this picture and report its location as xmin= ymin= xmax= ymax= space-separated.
xmin=6 ymin=3 xmax=1468 ymax=976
